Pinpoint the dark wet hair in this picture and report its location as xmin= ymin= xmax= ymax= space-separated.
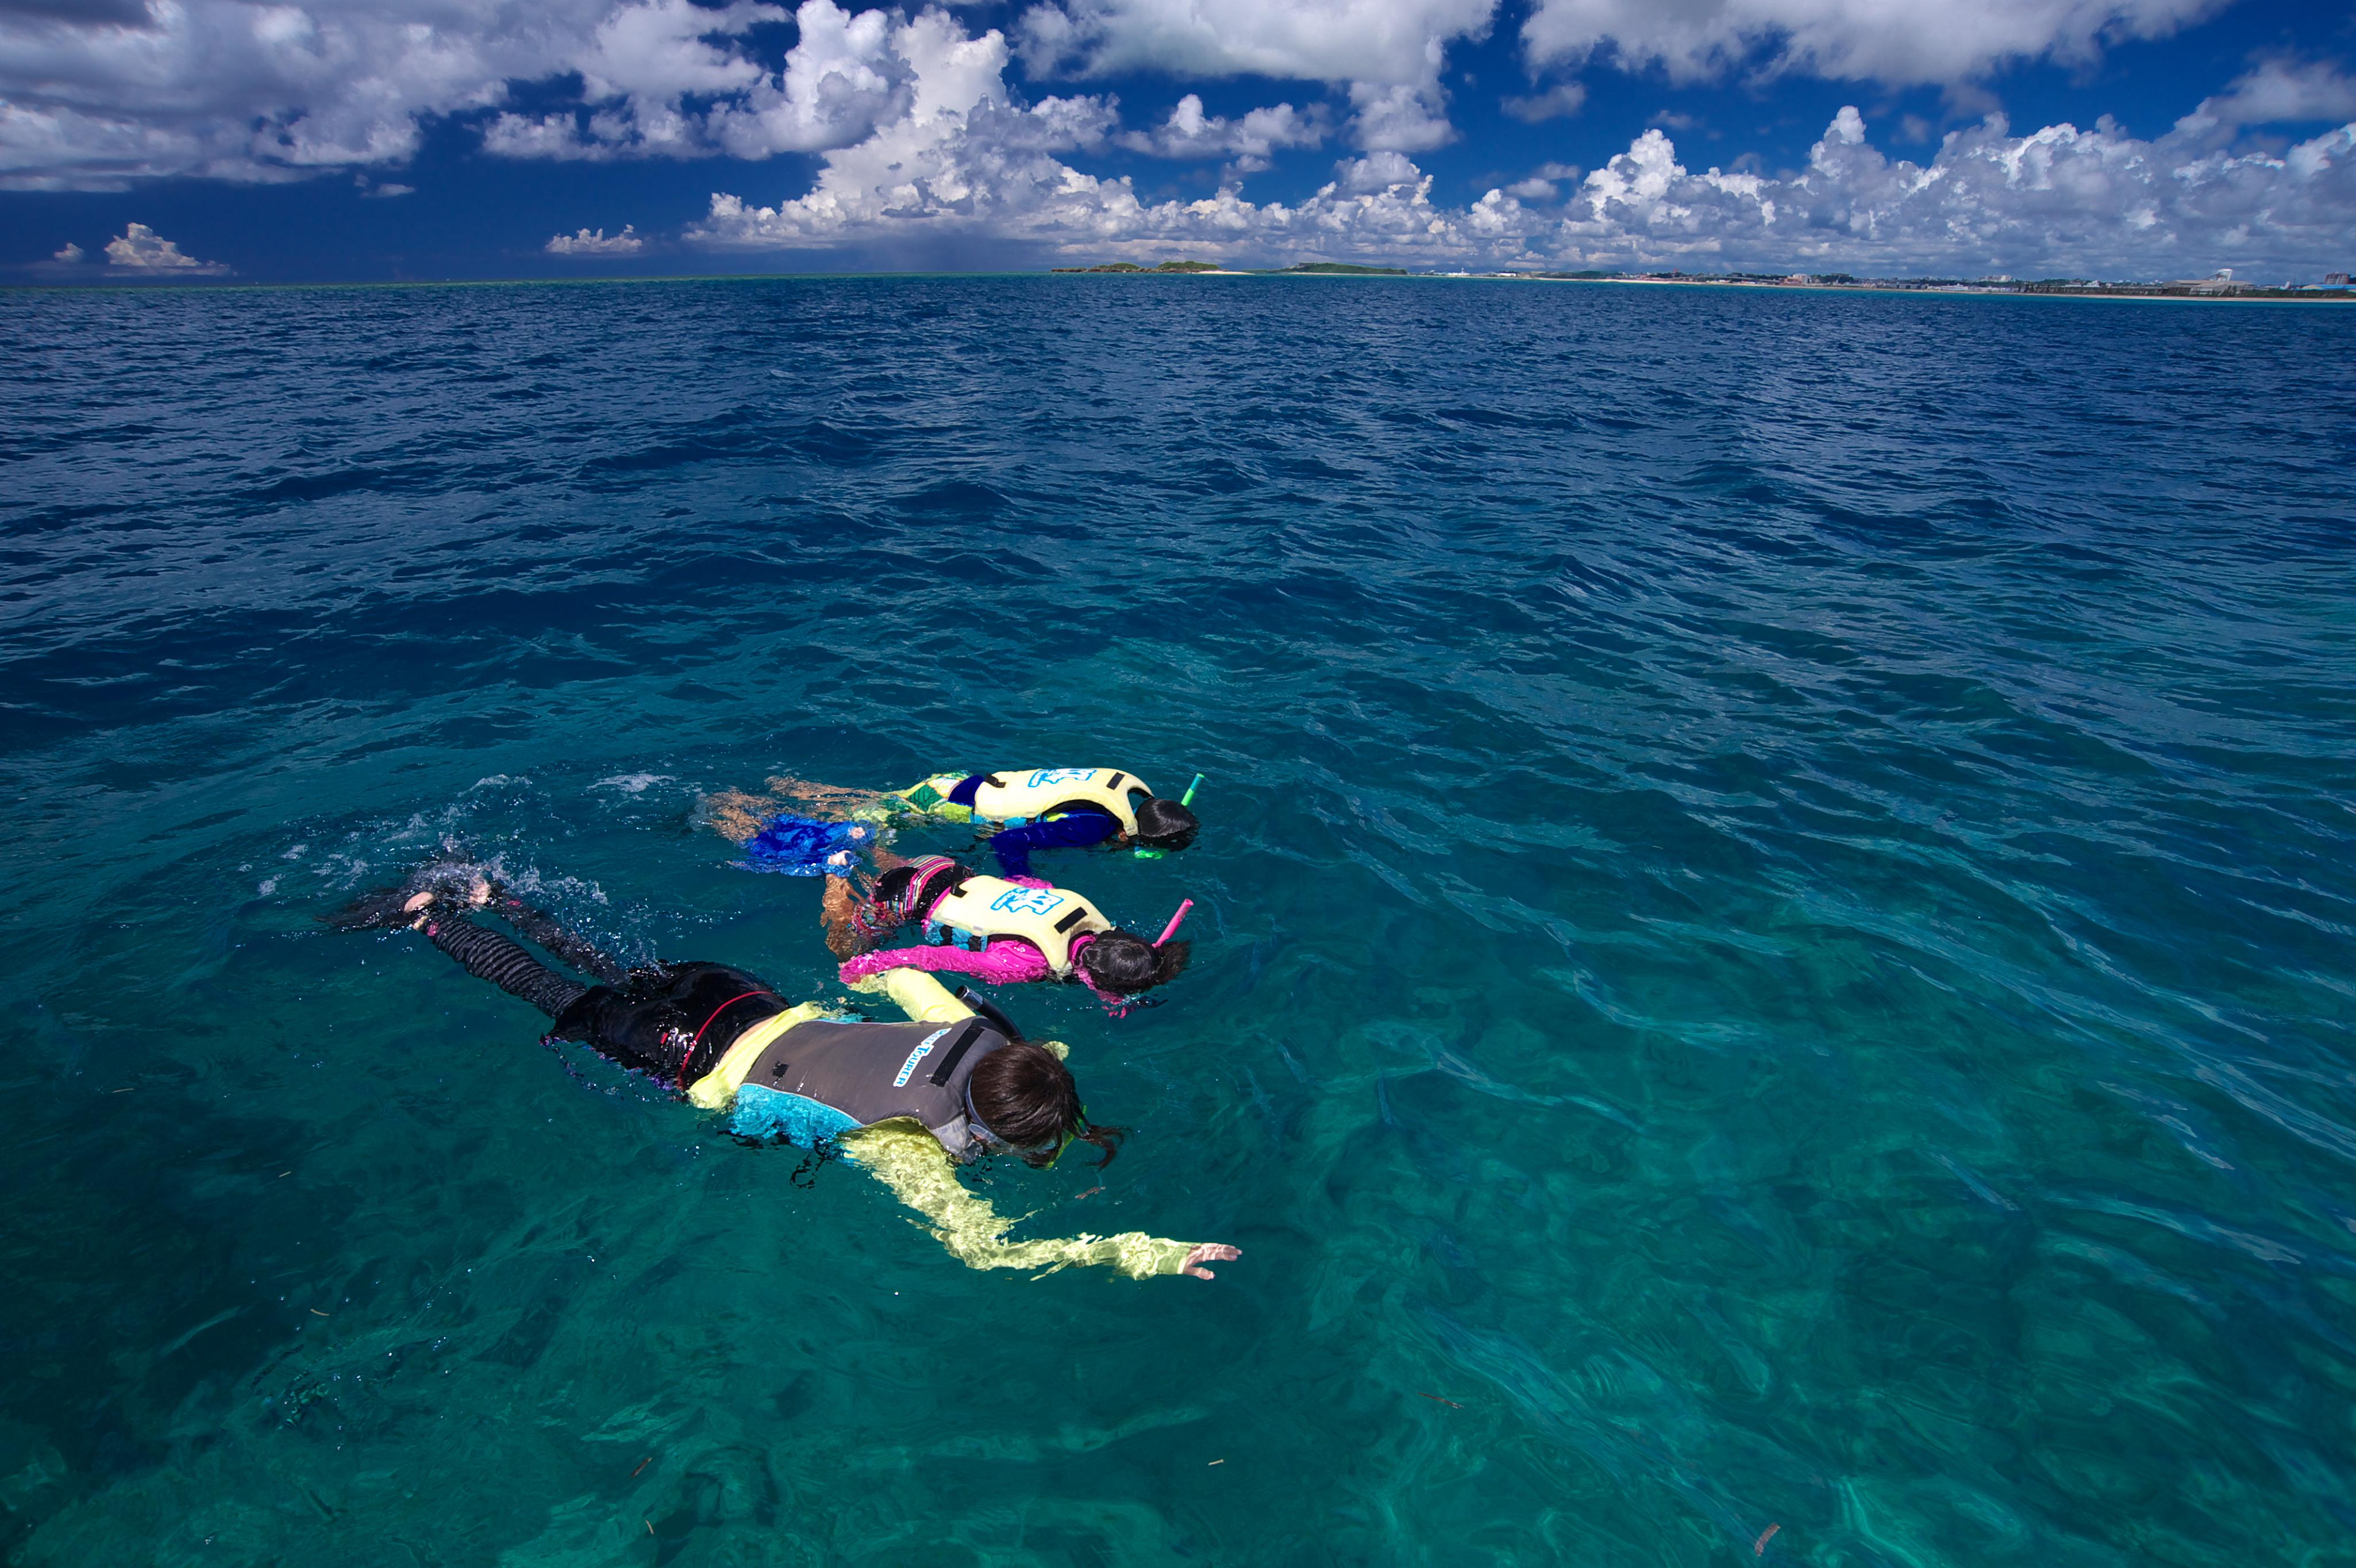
xmin=1133 ymin=796 xmax=1200 ymax=852
xmin=968 ymin=1040 xmax=1125 ymax=1167
xmin=1076 ymin=930 xmax=1190 ymax=996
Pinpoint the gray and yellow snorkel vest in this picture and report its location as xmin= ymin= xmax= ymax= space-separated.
xmin=695 ymin=1013 xmax=1016 ymax=1159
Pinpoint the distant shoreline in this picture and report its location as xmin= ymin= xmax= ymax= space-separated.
xmin=1048 ymin=261 xmax=1403 ymax=278
xmin=8 ymin=267 xmax=2351 ymax=303
xmin=1045 ymin=262 xmax=2356 ymax=303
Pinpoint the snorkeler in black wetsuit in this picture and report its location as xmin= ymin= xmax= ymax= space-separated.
xmin=332 ymin=864 xmax=841 ymax=1090
xmin=326 ymin=862 xmax=1242 ymax=1281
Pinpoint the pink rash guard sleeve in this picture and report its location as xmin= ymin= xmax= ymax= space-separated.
xmin=840 ymin=941 xmax=1052 ymax=987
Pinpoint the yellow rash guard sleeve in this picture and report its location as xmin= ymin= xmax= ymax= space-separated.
xmin=854 ymin=966 xmax=972 ymax=1023
xmin=850 ymin=967 xmax=1071 ymax=1057
xmin=839 ymin=1122 xmax=1198 ymax=1279
xmin=853 ymin=970 xmax=1074 ymax=1054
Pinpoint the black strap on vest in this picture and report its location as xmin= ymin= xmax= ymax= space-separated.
xmin=1053 ymin=907 xmax=1088 ymax=933
xmin=927 ymin=1019 xmax=988 ymax=1086
xmin=1104 ymin=772 xmax=1126 ymax=792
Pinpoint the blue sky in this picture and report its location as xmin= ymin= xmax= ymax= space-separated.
xmin=4 ymin=0 xmax=2354 ymax=282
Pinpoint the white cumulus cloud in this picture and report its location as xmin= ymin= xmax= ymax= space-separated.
xmin=691 ymin=13 xmax=1495 ymax=261
xmin=104 ymin=221 xmax=229 ymax=271
xmin=1016 ymin=0 xmax=1495 ymax=87
xmin=10 ymin=0 xmax=2352 ymax=282
xmin=1346 ymin=80 xmax=1454 ymax=150
xmin=1333 ymin=148 xmax=1422 ymax=192
xmin=546 ymin=224 xmax=644 ymax=255
xmin=1502 ymin=82 xmax=1586 ymax=122
xmin=2195 ymin=58 xmax=2356 ymax=128
xmin=710 ymin=0 xmax=907 ymax=156
xmin=1550 ymin=106 xmax=2356 ymax=276
xmin=0 ymin=0 xmax=917 ymax=187
xmin=691 ymin=11 xmax=1123 ymax=249
xmin=691 ymin=11 xmax=2356 ymax=281
xmin=480 ymin=0 xmax=909 ymax=161
xmin=1521 ymin=0 xmax=2231 ymax=86
xmin=2 ymin=0 xmax=572 ymax=187
xmin=1117 ymin=93 xmax=1326 ymax=170
xmin=1019 ymin=0 xmax=1493 ymax=155
xmin=0 ymin=0 xmax=2322 ymax=196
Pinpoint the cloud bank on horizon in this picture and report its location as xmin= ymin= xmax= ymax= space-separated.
xmin=3 ymin=0 xmax=2354 ymax=275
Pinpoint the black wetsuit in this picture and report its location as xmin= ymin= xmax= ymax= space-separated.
xmin=420 ymin=894 xmax=788 ymax=1089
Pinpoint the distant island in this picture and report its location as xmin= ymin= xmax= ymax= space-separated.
xmin=1048 ymin=261 xmax=2355 ymax=299
xmin=1049 ymin=260 xmax=1407 ymax=277
xmin=1538 ymin=268 xmax=2356 ymax=300
xmin=1049 ymin=260 xmax=1225 ymax=273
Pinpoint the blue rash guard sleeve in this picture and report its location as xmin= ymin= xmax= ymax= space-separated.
xmin=989 ymin=807 xmax=1121 ymax=877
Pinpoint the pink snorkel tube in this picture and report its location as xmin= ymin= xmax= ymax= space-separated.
xmin=1155 ymin=898 xmax=1194 ymax=947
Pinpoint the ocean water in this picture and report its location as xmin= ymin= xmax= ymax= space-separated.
xmin=2 ymin=274 xmax=2353 ymax=1567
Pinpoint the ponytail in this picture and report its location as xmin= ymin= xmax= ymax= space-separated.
xmin=1149 ymin=939 xmax=1191 ymax=988
xmin=1071 ymin=1119 xmax=1129 ymax=1169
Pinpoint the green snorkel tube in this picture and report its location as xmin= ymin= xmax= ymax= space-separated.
xmin=1134 ymin=772 xmax=1203 ymax=859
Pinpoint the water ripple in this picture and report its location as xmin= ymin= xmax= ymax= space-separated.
xmin=2 ymin=277 xmax=2353 ymax=1565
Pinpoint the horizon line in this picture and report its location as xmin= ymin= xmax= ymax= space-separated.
xmin=6 ymin=268 xmax=2353 ymax=303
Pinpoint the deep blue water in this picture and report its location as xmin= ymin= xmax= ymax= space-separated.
xmin=3 ymin=275 xmax=2354 ymax=1566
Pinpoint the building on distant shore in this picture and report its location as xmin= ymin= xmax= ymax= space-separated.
xmin=2174 ymin=269 xmax=2247 ymax=294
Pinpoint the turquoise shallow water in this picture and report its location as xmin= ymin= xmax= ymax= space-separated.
xmin=3 ymin=276 xmax=2354 ymax=1566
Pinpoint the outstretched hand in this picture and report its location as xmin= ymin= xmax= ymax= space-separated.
xmin=1180 ymin=1243 xmax=1241 ymax=1281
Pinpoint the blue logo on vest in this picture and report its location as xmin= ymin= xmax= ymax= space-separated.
xmin=989 ymin=887 xmax=1065 ymax=916
xmin=894 ymin=1026 xmax=953 ymax=1088
xmin=1025 ymin=769 xmax=1096 ymax=787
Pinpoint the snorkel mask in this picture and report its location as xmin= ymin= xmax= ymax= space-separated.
xmin=1134 ymin=773 xmax=1203 ymax=860
xmin=965 ymin=1090 xmax=1081 ymax=1168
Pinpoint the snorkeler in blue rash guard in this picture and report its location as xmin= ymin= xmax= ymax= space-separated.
xmin=981 ymin=808 xmax=1125 ymax=877
xmin=703 ymin=769 xmax=1200 ymax=878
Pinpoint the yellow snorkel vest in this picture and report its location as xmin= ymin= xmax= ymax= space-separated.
xmin=895 ymin=769 xmax=1151 ymax=833
xmin=925 ymin=874 xmax=1114 ymax=977
xmin=971 ymin=769 xmax=1151 ymax=833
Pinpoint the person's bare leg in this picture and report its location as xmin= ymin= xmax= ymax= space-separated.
xmin=762 ymin=776 xmax=901 ymax=815
xmin=821 ymin=843 xmax=908 ymax=958
xmin=821 ymin=876 xmax=863 ymax=960
xmin=696 ymin=788 xmax=783 ymax=845
xmin=695 ymin=777 xmax=907 ymax=844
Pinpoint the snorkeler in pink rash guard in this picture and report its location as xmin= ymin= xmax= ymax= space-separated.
xmin=821 ymin=850 xmax=1189 ymax=1004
